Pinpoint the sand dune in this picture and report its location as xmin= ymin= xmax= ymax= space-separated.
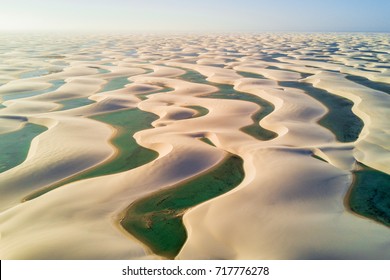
xmin=0 ymin=33 xmax=389 ymax=259
xmin=304 ymin=71 xmax=390 ymax=174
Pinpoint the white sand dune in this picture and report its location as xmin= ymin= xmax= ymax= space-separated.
xmin=0 ymin=115 xmax=29 ymax=134
xmin=304 ymin=71 xmax=390 ymax=174
xmin=236 ymin=65 xmax=302 ymax=81
xmin=0 ymin=80 xmax=52 ymax=96
xmin=0 ymin=116 xmax=114 ymax=212
xmin=0 ymin=33 xmax=389 ymax=260
xmin=166 ymin=62 xmax=242 ymax=84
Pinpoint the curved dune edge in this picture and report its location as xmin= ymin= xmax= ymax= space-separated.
xmin=0 ymin=115 xmax=28 ymax=134
xmin=0 ymin=115 xmax=115 ymax=212
xmin=304 ymin=71 xmax=390 ymax=174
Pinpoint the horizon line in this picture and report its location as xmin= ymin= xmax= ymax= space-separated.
xmin=1 ymin=29 xmax=389 ymax=35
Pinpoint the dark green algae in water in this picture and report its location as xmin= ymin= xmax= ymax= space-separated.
xmin=0 ymin=123 xmax=47 ymax=174
xmin=349 ymin=163 xmax=390 ymax=227
xmin=99 ymin=69 xmax=154 ymax=93
xmin=24 ymin=108 xmax=159 ymax=201
xmin=120 ymin=154 xmax=245 ymax=259
xmin=345 ymin=74 xmax=390 ymax=95
xmin=200 ymin=137 xmax=216 ymax=147
xmin=100 ymin=76 xmax=131 ymax=92
xmin=57 ymin=97 xmax=95 ymax=111
xmin=184 ymin=105 xmax=209 ymax=118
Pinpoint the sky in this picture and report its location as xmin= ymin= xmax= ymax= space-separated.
xmin=0 ymin=0 xmax=389 ymax=33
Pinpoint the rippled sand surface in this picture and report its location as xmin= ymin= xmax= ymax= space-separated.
xmin=0 ymin=33 xmax=389 ymax=259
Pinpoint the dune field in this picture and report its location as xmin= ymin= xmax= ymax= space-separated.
xmin=0 ymin=33 xmax=389 ymax=259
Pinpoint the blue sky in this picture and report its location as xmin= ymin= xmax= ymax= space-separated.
xmin=1 ymin=0 xmax=389 ymax=32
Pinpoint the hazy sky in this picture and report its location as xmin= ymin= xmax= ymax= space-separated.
xmin=1 ymin=0 xmax=389 ymax=32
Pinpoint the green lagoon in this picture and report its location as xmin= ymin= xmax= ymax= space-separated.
xmin=121 ymin=154 xmax=245 ymax=259
xmin=0 ymin=122 xmax=47 ymax=174
xmin=25 ymin=108 xmax=159 ymax=200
